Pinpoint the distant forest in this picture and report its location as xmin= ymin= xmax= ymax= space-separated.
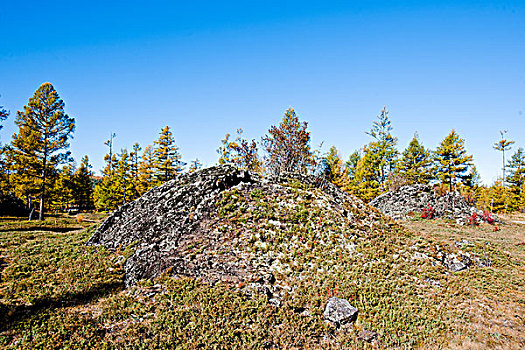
xmin=1 ymin=83 xmax=524 ymax=219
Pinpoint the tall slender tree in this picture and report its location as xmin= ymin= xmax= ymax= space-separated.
xmin=72 ymin=155 xmax=94 ymax=210
xmin=395 ymin=133 xmax=433 ymax=184
xmin=153 ymin=126 xmax=185 ymax=183
xmin=434 ymin=130 xmax=473 ymax=192
xmin=137 ymin=145 xmax=155 ymax=196
xmin=365 ymin=107 xmax=398 ymax=186
xmin=493 ymin=130 xmax=514 ymax=194
xmin=11 ymin=83 xmax=75 ymax=220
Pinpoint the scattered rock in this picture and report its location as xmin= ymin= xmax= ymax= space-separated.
xmin=358 ymin=329 xmax=378 ymax=343
xmin=323 ymin=297 xmax=358 ymax=327
xmin=424 ymin=278 xmax=443 ymax=288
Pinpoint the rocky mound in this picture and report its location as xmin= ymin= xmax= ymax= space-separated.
xmin=369 ymin=184 xmax=491 ymax=224
xmin=88 ymin=165 xmax=387 ymax=294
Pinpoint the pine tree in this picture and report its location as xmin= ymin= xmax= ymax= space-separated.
xmin=434 ymin=130 xmax=473 ymax=192
xmin=493 ymin=130 xmax=514 ymax=194
xmin=261 ymin=107 xmax=314 ymax=175
xmin=129 ymin=142 xmax=142 ymax=198
xmin=72 ymin=155 xmax=94 ymax=210
xmin=153 ymin=126 xmax=184 ymax=183
xmin=365 ymin=107 xmax=398 ymax=186
xmin=11 ymin=83 xmax=75 ymax=219
xmin=115 ymin=148 xmax=134 ymax=204
xmin=395 ymin=133 xmax=432 ymax=184
xmin=51 ymin=163 xmax=75 ymax=211
xmin=93 ymin=140 xmax=119 ymax=211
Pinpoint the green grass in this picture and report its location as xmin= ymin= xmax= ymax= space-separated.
xmin=0 ymin=198 xmax=523 ymax=349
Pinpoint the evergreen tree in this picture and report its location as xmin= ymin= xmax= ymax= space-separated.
xmin=395 ymin=133 xmax=432 ymax=184
xmin=261 ymin=107 xmax=314 ymax=175
xmin=434 ymin=130 xmax=473 ymax=192
xmin=493 ymin=130 xmax=514 ymax=194
xmin=11 ymin=83 xmax=75 ymax=219
xmin=365 ymin=107 xmax=398 ymax=185
xmin=51 ymin=163 xmax=75 ymax=211
xmin=72 ymin=155 xmax=94 ymax=210
xmin=153 ymin=126 xmax=184 ymax=183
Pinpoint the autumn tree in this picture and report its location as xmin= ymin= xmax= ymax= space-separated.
xmin=321 ymin=146 xmax=349 ymax=188
xmin=72 ymin=155 xmax=94 ymax=210
xmin=365 ymin=107 xmax=398 ymax=186
xmin=395 ymin=133 xmax=433 ymax=184
xmin=217 ymin=128 xmax=262 ymax=173
xmin=188 ymin=159 xmax=203 ymax=173
xmin=261 ymin=107 xmax=314 ymax=175
xmin=506 ymin=148 xmax=525 ymax=210
xmin=153 ymin=126 xmax=184 ymax=183
xmin=11 ymin=83 xmax=75 ymax=219
xmin=434 ymin=130 xmax=473 ymax=192
xmin=493 ymin=130 xmax=514 ymax=194
xmin=0 ymin=101 xmax=8 ymax=133
xmin=352 ymin=143 xmax=383 ymax=201
xmin=137 ymin=145 xmax=155 ymax=195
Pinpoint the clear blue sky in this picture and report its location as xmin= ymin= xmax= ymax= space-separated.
xmin=0 ymin=0 xmax=524 ymax=184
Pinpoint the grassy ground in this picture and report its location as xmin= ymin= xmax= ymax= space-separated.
xmin=0 ymin=210 xmax=523 ymax=349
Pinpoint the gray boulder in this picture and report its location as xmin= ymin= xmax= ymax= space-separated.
xmin=323 ymin=297 xmax=358 ymax=327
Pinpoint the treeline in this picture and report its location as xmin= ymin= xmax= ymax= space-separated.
xmin=0 ymin=83 xmax=524 ymax=219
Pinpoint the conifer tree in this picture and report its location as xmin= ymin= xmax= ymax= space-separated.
xmin=321 ymin=146 xmax=349 ymax=188
xmin=261 ymin=107 xmax=313 ymax=175
xmin=217 ymin=132 xmax=239 ymax=165
xmin=72 ymin=155 xmax=94 ymax=210
xmin=153 ymin=126 xmax=184 ymax=183
xmin=137 ymin=145 xmax=155 ymax=196
xmin=115 ymin=149 xmax=133 ymax=204
xmin=506 ymin=148 xmax=525 ymax=210
xmin=11 ymin=83 xmax=75 ymax=219
xmin=493 ymin=130 xmax=514 ymax=194
xmin=434 ymin=130 xmax=473 ymax=192
xmin=395 ymin=133 xmax=432 ymax=184
xmin=129 ymin=142 xmax=142 ymax=198
xmin=51 ymin=163 xmax=75 ymax=211
xmin=365 ymin=107 xmax=398 ymax=185
xmin=188 ymin=159 xmax=203 ymax=173
xmin=353 ymin=143 xmax=382 ymax=202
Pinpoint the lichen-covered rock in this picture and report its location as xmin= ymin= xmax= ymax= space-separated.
xmin=369 ymin=184 xmax=493 ymax=224
xmin=323 ymin=297 xmax=358 ymax=326
xmin=87 ymin=165 xmax=383 ymax=288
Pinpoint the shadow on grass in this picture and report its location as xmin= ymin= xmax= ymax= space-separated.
xmin=0 ymin=226 xmax=82 ymax=233
xmin=0 ymin=280 xmax=123 ymax=331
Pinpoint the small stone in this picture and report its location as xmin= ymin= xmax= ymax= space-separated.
xmin=358 ymin=329 xmax=378 ymax=343
xmin=323 ymin=297 xmax=358 ymax=327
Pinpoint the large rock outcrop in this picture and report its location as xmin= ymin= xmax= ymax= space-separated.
xmin=369 ymin=184 xmax=492 ymax=224
xmin=87 ymin=165 xmax=385 ymax=291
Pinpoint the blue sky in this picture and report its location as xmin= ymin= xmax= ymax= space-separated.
xmin=0 ymin=0 xmax=524 ymax=184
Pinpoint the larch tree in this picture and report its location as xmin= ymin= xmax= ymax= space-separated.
xmin=321 ymin=146 xmax=349 ymax=188
xmin=434 ymin=130 xmax=473 ymax=192
xmin=506 ymin=148 xmax=525 ymax=210
xmin=188 ymin=159 xmax=203 ymax=173
xmin=0 ymin=102 xmax=8 ymax=133
xmin=493 ymin=130 xmax=514 ymax=194
xmin=137 ymin=145 xmax=155 ymax=196
xmin=395 ymin=133 xmax=433 ymax=184
xmin=153 ymin=126 xmax=185 ymax=183
xmin=261 ymin=107 xmax=314 ymax=175
xmin=217 ymin=132 xmax=239 ymax=165
xmin=365 ymin=107 xmax=398 ymax=186
xmin=353 ymin=143 xmax=383 ymax=202
xmin=72 ymin=155 xmax=94 ymax=210
xmin=11 ymin=83 xmax=75 ymax=220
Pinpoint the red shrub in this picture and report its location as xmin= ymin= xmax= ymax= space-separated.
xmin=482 ymin=210 xmax=495 ymax=224
xmin=467 ymin=212 xmax=479 ymax=227
xmin=421 ymin=204 xmax=435 ymax=219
